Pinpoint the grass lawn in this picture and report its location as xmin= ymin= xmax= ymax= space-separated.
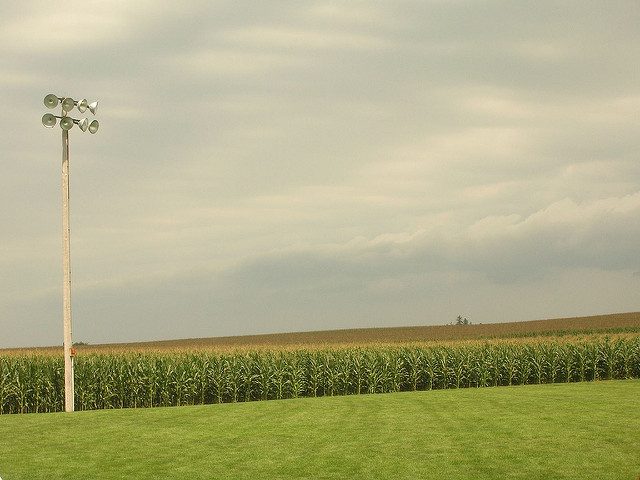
xmin=1 ymin=380 xmax=639 ymax=480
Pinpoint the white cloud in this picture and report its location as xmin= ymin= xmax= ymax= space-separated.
xmin=513 ymin=40 xmax=572 ymax=61
xmin=0 ymin=10 xmax=130 ymax=53
xmin=221 ymin=26 xmax=390 ymax=52
xmin=162 ymin=48 xmax=308 ymax=77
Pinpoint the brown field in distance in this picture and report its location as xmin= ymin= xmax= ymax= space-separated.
xmin=122 ymin=311 xmax=640 ymax=350
xmin=8 ymin=311 xmax=639 ymax=355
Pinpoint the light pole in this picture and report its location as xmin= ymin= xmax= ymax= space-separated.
xmin=42 ymin=94 xmax=99 ymax=412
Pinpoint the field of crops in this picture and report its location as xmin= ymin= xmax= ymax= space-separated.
xmin=5 ymin=311 xmax=639 ymax=356
xmin=2 ymin=335 xmax=639 ymax=414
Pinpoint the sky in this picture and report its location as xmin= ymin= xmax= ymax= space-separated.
xmin=1 ymin=1 xmax=639 ymax=348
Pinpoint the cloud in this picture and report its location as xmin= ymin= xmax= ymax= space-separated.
xmin=1 ymin=1 xmax=639 ymax=347
xmin=219 ymin=191 xmax=640 ymax=291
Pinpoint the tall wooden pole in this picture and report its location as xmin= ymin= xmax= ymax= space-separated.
xmin=61 ymin=120 xmax=74 ymax=412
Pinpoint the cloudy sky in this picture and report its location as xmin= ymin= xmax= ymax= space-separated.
xmin=1 ymin=1 xmax=639 ymax=348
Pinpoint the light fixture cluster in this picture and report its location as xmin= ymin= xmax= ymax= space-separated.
xmin=42 ymin=94 xmax=99 ymax=133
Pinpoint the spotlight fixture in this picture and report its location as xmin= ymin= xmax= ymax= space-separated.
xmin=42 ymin=113 xmax=57 ymax=128
xmin=59 ymin=116 xmax=74 ymax=130
xmin=44 ymin=94 xmax=59 ymax=109
xmin=76 ymin=118 xmax=89 ymax=132
xmin=61 ymin=97 xmax=75 ymax=112
xmin=87 ymin=101 xmax=99 ymax=115
xmin=77 ymin=99 xmax=88 ymax=113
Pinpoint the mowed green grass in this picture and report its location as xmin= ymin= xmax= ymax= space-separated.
xmin=1 ymin=381 xmax=639 ymax=480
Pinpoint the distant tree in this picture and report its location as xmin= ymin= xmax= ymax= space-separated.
xmin=456 ymin=315 xmax=471 ymax=326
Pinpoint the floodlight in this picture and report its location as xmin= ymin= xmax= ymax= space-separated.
xmin=73 ymin=118 xmax=89 ymax=132
xmin=42 ymin=113 xmax=57 ymax=128
xmin=62 ymin=97 xmax=75 ymax=112
xmin=88 ymin=119 xmax=99 ymax=134
xmin=60 ymin=116 xmax=74 ymax=130
xmin=74 ymin=118 xmax=88 ymax=132
xmin=44 ymin=94 xmax=59 ymax=109
xmin=87 ymin=101 xmax=98 ymax=115
xmin=77 ymin=99 xmax=88 ymax=113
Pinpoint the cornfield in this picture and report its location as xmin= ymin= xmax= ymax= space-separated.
xmin=1 ymin=337 xmax=639 ymax=414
